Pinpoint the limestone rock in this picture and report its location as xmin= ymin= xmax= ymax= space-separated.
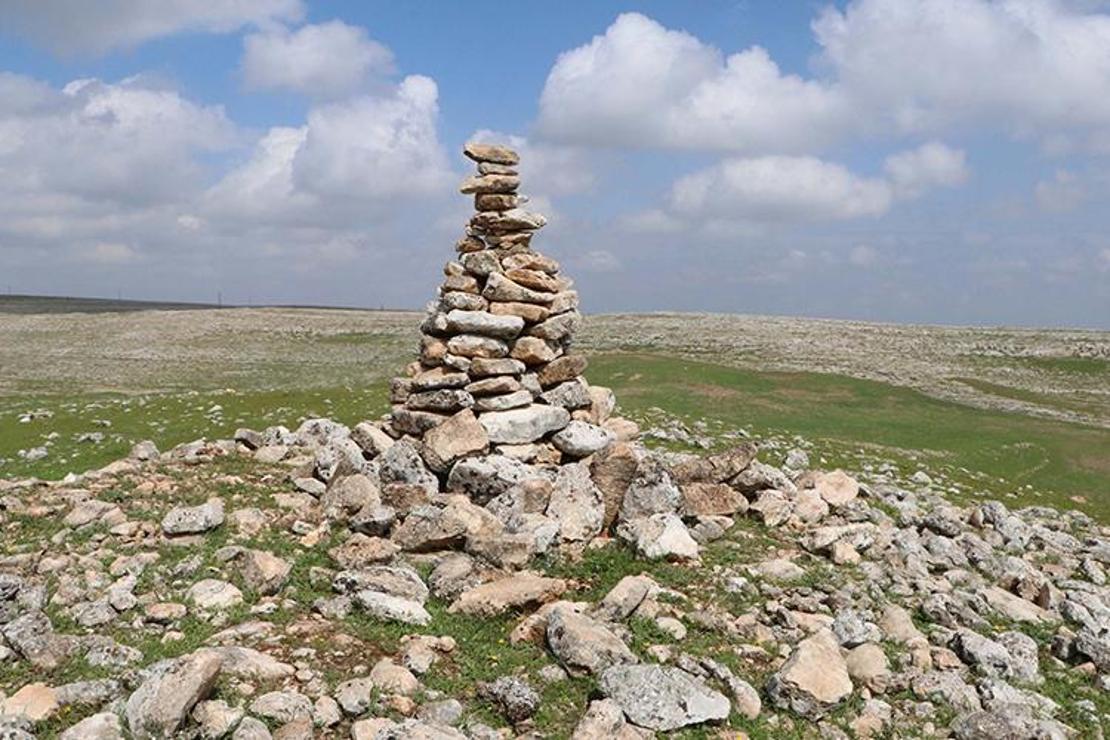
xmin=598 ymin=664 xmax=730 ymax=731
xmin=162 ymin=498 xmax=224 ymax=535
xmin=449 ymin=573 xmax=567 ymax=616
xmin=479 ymin=405 xmax=570 ymax=444
xmin=126 ymin=650 xmax=223 ymax=739
xmin=421 ymin=409 xmax=489 ymax=473
xmin=767 ymin=628 xmax=853 ymax=718
xmin=546 ymin=604 xmax=637 ymax=676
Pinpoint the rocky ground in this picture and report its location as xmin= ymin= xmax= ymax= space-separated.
xmin=1 ymin=305 xmax=1106 ymax=428
xmin=1 ymin=411 xmax=1107 ymax=738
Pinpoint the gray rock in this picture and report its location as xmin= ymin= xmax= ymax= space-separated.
xmin=478 ymin=405 xmax=571 ymax=444
xmin=620 ymin=457 xmax=681 ymax=521
xmin=59 ymin=712 xmax=123 ymax=740
xmin=379 ymin=441 xmax=438 ymax=497
xmin=478 ymin=676 xmax=540 ymax=722
xmin=2 ymin=610 xmax=76 ymax=670
xmin=446 ymin=310 xmax=524 ymax=339
xmin=249 ymin=691 xmax=313 ymax=724
xmin=161 ymin=498 xmax=224 ymax=535
xmin=546 ymin=463 xmax=605 ymax=542
xmin=353 ymin=590 xmax=432 ymax=626
xmin=552 ymin=421 xmax=614 ymax=458
xmin=126 ymin=650 xmax=223 ymax=739
xmin=546 ymin=604 xmax=637 ymax=676
xmin=598 ymin=663 xmax=730 ymax=731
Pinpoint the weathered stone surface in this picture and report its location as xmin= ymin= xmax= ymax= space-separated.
xmin=126 ymin=650 xmax=223 ymax=739
xmin=552 ymin=421 xmax=614 ymax=458
xmin=546 ymin=463 xmax=605 ymax=542
xmin=767 ymin=629 xmax=853 ymax=719
xmin=448 ymin=573 xmax=567 ymax=616
xmin=353 ymin=590 xmax=431 ymax=625
xmin=590 ymin=441 xmax=640 ymax=528
xmin=445 ymin=334 xmax=509 ymax=359
xmin=811 ymin=470 xmax=860 ymax=506
xmin=479 ymin=405 xmax=571 ymax=444
xmin=421 ymin=409 xmax=489 ymax=472
xmin=238 ymin=549 xmax=292 ymax=596
xmin=187 ymin=579 xmax=243 ymax=610
xmin=445 ymin=310 xmax=524 ymax=339
xmin=680 ymin=482 xmax=749 ymax=517
xmin=473 ymin=389 xmax=533 ymax=412
xmin=483 ymin=272 xmax=554 ymax=305
xmin=617 ymin=513 xmax=700 ymax=560
xmin=510 ymin=336 xmax=559 ymax=364
xmin=547 ymin=605 xmax=637 ymax=676
xmin=469 ymin=357 xmax=526 ymax=377
xmin=3 ymin=683 xmax=58 ymax=722
xmin=598 ymin=664 xmax=730 ymax=731
xmin=463 ymin=143 xmax=519 ymax=165
xmin=60 ymin=712 xmax=123 ymax=740
xmin=459 ymin=173 xmax=520 ymax=194
xmin=537 ymin=355 xmax=589 ymax=387
xmin=621 ymin=457 xmax=681 ymax=521
xmin=392 ymin=497 xmax=501 ymax=551
xmin=491 ymin=301 xmax=551 ymax=323
xmin=472 ymin=209 xmax=547 ymax=233
xmin=162 ymin=498 xmax=224 ymax=535
xmin=478 ymin=676 xmax=540 ymax=722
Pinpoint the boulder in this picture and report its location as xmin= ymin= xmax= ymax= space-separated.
xmin=767 ymin=628 xmax=853 ymax=718
xmin=420 ymin=409 xmax=489 ymax=472
xmin=598 ymin=664 xmax=730 ymax=731
xmin=448 ymin=573 xmax=567 ymax=616
xmin=551 ymin=421 xmax=615 ymax=458
xmin=546 ymin=605 xmax=638 ymax=676
xmin=126 ymin=650 xmax=223 ymax=739
xmin=479 ymin=405 xmax=571 ymax=445
xmin=162 ymin=498 xmax=224 ymax=535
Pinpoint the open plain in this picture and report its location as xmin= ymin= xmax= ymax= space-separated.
xmin=1 ymin=298 xmax=1109 ymax=738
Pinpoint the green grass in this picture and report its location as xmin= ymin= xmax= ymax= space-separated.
xmin=0 ymin=385 xmax=388 ymax=480
xmin=586 ymin=353 xmax=1110 ymax=521
xmin=957 ymin=376 xmax=1107 ymax=418
xmin=5 ymin=350 xmax=1109 ymax=522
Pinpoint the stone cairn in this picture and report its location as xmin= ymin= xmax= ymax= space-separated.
xmin=386 ymin=142 xmax=627 ymax=476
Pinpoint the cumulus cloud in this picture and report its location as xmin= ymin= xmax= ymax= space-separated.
xmin=536 ymin=12 xmax=848 ymax=153
xmin=207 ymin=75 xmax=452 ymax=224
xmin=0 ymin=72 xmax=236 ymax=254
xmin=1 ymin=0 xmax=304 ymax=54
xmin=883 ymin=142 xmax=969 ymax=198
xmin=242 ymin=21 xmax=395 ymax=98
xmin=538 ymin=2 xmax=1110 ymax=154
xmin=658 ymin=142 xmax=967 ymax=227
xmin=669 ymin=157 xmax=892 ymax=222
xmin=814 ymin=0 xmax=1110 ymax=141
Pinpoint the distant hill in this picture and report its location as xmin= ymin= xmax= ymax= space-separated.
xmin=0 ymin=294 xmax=220 ymax=315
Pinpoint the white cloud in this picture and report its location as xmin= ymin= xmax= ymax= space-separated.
xmin=1035 ymin=169 xmax=1087 ymax=211
xmin=205 ymin=75 xmax=453 ymax=225
xmin=1 ymin=0 xmax=304 ymax=54
xmin=883 ymin=142 xmax=969 ymax=198
xmin=669 ymin=156 xmax=892 ymax=222
xmin=0 ymin=73 xmax=235 ymax=239
xmin=538 ymin=3 xmax=1110 ymax=154
xmin=814 ymin=0 xmax=1110 ymax=141
xmin=661 ymin=142 xmax=967 ymax=226
xmin=242 ymin=21 xmax=395 ymax=98
xmin=536 ymin=12 xmax=847 ymax=153
xmin=294 ymin=75 xmax=452 ymax=200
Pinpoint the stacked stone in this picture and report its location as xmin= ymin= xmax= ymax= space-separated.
xmin=387 ymin=142 xmax=619 ymax=474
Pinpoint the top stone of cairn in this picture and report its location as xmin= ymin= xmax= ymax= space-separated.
xmin=463 ymin=142 xmax=520 ymax=166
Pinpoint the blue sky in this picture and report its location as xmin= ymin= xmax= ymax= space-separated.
xmin=0 ymin=0 xmax=1107 ymax=327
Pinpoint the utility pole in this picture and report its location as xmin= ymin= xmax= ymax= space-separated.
xmin=217 ymin=291 xmax=223 ymax=308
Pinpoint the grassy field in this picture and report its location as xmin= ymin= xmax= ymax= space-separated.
xmin=3 ymin=348 xmax=1108 ymax=521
